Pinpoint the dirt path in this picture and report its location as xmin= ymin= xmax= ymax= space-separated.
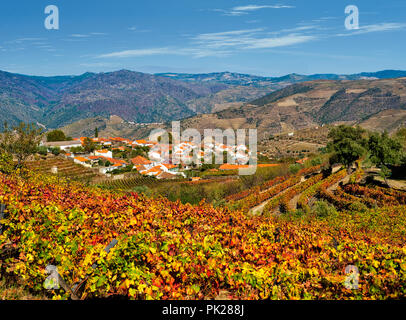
xmin=285 ymin=170 xmax=352 ymax=212
xmin=288 ymin=193 xmax=302 ymax=211
xmin=328 ymin=172 xmax=352 ymax=193
xmin=249 ymin=176 xmax=306 ymax=216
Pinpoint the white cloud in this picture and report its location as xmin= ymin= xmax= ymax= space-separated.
xmin=245 ymin=34 xmax=317 ymax=49
xmin=90 ymin=32 xmax=108 ymax=36
xmin=70 ymin=34 xmax=90 ymax=38
xmin=69 ymin=33 xmax=108 ymax=38
xmin=5 ymin=38 xmax=46 ymax=44
xmin=97 ymin=48 xmax=171 ymax=58
xmin=338 ymin=22 xmax=406 ymax=36
xmin=193 ymin=28 xmax=316 ymax=49
xmin=232 ymin=5 xmax=294 ymax=11
xmin=97 ymin=47 xmax=230 ymax=59
xmin=214 ymin=4 xmax=294 ymax=16
xmin=96 ymin=26 xmax=318 ymax=60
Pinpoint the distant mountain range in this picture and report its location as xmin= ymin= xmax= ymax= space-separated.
xmin=156 ymin=70 xmax=406 ymax=86
xmin=177 ymin=77 xmax=406 ymax=140
xmin=1 ymin=69 xmax=406 ymax=134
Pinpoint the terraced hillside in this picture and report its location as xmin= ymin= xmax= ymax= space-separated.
xmin=1 ymin=163 xmax=405 ymax=300
xmin=177 ymin=78 xmax=406 ymax=141
xmin=25 ymin=158 xmax=101 ymax=182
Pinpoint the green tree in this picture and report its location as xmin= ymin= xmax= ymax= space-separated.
xmin=37 ymin=146 xmax=48 ymax=156
xmin=368 ymin=131 xmax=403 ymax=186
xmin=0 ymin=122 xmax=43 ymax=167
xmin=327 ymin=125 xmax=367 ymax=172
xmin=95 ymin=127 xmax=99 ymax=138
xmin=70 ymin=146 xmax=85 ymax=154
xmin=395 ymin=127 xmax=406 ymax=152
xmin=83 ymin=137 xmax=96 ymax=153
xmin=46 ymin=129 xmax=69 ymax=142
xmin=49 ymin=147 xmax=61 ymax=156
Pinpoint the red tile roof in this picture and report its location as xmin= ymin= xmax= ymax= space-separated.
xmin=131 ymin=156 xmax=152 ymax=165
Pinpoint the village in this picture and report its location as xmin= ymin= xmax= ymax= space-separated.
xmin=40 ymin=135 xmax=256 ymax=180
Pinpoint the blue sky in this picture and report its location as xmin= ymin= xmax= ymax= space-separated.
xmin=1 ymin=0 xmax=406 ymax=76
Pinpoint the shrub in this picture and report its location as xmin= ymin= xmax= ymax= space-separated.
xmin=289 ymin=164 xmax=301 ymax=174
xmin=46 ymin=129 xmax=69 ymax=142
xmin=37 ymin=146 xmax=48 ymax=156
xmin=313 ymin=200 xmax=337 ymax=218
xmin=348 ymin=201 xmax=368 ymax=213
xmin=132 ymin=185 xmax=152 ymax=197
xmin=49 ymin=147 xmax=60 ymax=156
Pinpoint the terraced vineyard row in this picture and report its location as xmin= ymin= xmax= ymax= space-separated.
xmin=227 ymin=165 xmax=323 ymax=209
xmin=257 ymin=161 xmax=406 ymax=217
xmin=1 ymin=169 xmax=405 ymax=300
xmin=25 ymin=158 xmax=99 ymax=182
xmin=97 ymin=176 xmax=186 ymax=190
xmin=263 ymin=173 xmax=325 ymax=214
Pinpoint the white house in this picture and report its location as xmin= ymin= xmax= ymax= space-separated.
xmin=95 ymin=149 xmax=113 ymax=158
xmin=73 ymin=156 xmax=92 ymax=168
xmin=42 ymin=140 xmax=82 ymax=151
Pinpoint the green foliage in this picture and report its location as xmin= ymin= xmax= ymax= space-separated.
xmin=348 ymin=201 xmax=368 ymax=213
xmin=313 ymin=200 xmax=337 ymax=218
xmin=0 ymin=152 xmax=14 ymax=174
xmin=0 ymin=122 xmax=43 ymax=167
xmin=132 ymin=185 xmax=152 ymax=197
xmin=310 ymin=157 xmax=323 ymax=167
xmin=327 ymin=125 xmax=367 ymax=168
xmin=49 ymin=147 xmax=60 ymax=156
xmin=394 ymin=127 xmax=406 ymax=148
xmin=368 ymin=131 xmax=403 ymax=170
xmin=46 ymin=130 xmax=69 ymax=142
xmin=83 ymin=137 xmax=96 ymax=153
xmin=70 ymin=146 xmax=85 ymax=154
xmin=289 ymin=164 xmax=301 ymax=174
xmin=111 ymin=165 xmax=134 ymax=175
xmin=36 ymin=146 xmax=48 ymax=156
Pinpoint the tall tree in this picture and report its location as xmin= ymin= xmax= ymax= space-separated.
xmin=368 ymin=131 xmax=403 ymax=186
xmin=0 ymin=122 xmax=43 ymax=167
xmin=327 ymin=125 xmax=367 ymax=172
xmin=395 ymin=128 xmax=406 ymax=150
xmin=95 ymin=127 xmax=99 ymax=138
xmin=46 ymin=129 xmax=68 ymax=142
xmin=83 ymin=137 xmax=96 ymax=153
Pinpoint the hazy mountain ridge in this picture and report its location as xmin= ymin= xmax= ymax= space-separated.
xmin=156 ymin=70 xmax=406 ymax=86
xmin=0 ymin=69 xmax=230 ymax=130
xmin=1 ymin=69 xmax=406 ymax=134
xmin=177 ymin=77 xmax=406 ymax=141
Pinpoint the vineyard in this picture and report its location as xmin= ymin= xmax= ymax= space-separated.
xmin=0 ymin=168 xmax=405 ymax=300
xmin=96 ymin=175 xmax=177 ymax=190
xmin=227 ymin=165 xmax=323 ymax=213
xmin=97 ymin=175 xmax=236 ymax=191
xmin=25 ymin=158 xmax=100 ymax=183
